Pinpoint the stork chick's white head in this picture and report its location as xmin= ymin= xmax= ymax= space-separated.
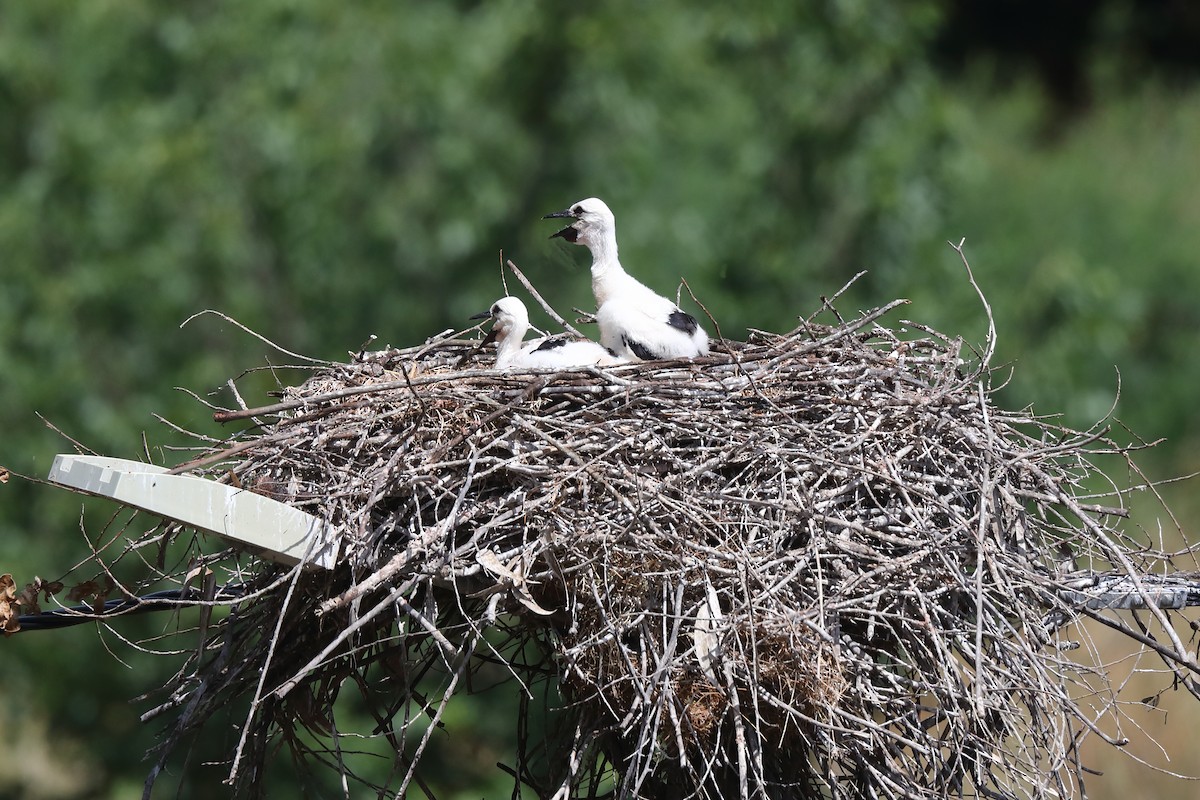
xmin=542 ymin=197 xmax=710 ymax=361
xmin=543 ymin=197 xmax=618 ymax=258
xmin=469 ymin=296 xmax=624 ymax=370
xmin=469 ymin=296 xmax=531 ymax=369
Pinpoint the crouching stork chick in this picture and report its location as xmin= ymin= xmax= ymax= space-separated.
xmin=470 ymin=296 xmax=624 ymax=370
xmin=543 ymin=197 xmax=710 ymax=361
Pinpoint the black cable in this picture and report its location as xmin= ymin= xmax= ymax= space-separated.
xmin=14 ymin=584 xmax=246 ymax=631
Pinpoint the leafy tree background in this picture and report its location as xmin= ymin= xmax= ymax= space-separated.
xmin=2 ymin=1 xmax=1199 ymax=797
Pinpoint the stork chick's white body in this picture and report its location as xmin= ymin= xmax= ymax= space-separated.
xmin=470 ymin=296 xmax=623 ymax=370
xmin=543 ymin=197 xmax=709 ymax=361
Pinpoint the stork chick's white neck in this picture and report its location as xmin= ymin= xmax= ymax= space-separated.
xmin=584 ymin=232 xmax=623 ymax=307
xmin=494 ymin=320 xmax=528 ymax=368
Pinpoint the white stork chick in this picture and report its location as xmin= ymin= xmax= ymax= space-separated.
xmin=470 ymin=296 xmax=624 ymax=370
xmin=543 ymin=197 xmax=710 ymax=361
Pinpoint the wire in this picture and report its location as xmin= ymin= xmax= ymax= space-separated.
xmin=15 ymin=584 xmax=246 ymax=631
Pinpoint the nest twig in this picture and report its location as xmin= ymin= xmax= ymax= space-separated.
xmin=43 ymin=264 xmax=1200 ymax=799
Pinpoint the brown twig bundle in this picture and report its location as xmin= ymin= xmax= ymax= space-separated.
xmin=108 ymin=275 xmax=1200 ymax=799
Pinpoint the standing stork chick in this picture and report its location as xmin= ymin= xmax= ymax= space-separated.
xmin=543 ymin=197 xmax=710 ymax=361
xmin=470 ymin=296 xmax=624 ymax=370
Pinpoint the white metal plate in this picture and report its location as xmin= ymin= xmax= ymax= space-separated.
xmin=47 ymin=455 xmax=338 ymax=570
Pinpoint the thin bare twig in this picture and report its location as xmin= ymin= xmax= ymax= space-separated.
xmin=506 ymin=259 xmax=587 ymax=339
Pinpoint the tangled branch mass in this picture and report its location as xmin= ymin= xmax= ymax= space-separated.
xmin=98 ymin=290 xmax=1200 ymax=799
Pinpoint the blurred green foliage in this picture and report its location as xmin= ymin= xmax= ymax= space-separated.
xmin=2 ymin=2 xmax=1199 ymax=797
xmin=926 ymin=85 xmax=1200 ymax=449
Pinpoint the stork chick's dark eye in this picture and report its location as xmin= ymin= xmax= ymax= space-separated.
xmin=572 ymin=205 xmax=583 ymax=214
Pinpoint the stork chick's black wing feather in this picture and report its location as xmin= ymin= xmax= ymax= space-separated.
xmin=532 ymin=336 xmax=571 ymax=353
xmin=623 ymin=336 xmax=659 ymax=361
xmin=667 ymin=310 xmax=699 ymax=336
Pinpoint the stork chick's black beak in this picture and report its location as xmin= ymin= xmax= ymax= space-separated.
xmin=468 ymin=310 xmax=499 ymax=346
xmin=542 ymin=207 xmax=580 ymax=242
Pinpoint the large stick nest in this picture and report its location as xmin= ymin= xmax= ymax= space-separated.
xmin=92 ymin=288 xmax=1200 ymax=798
